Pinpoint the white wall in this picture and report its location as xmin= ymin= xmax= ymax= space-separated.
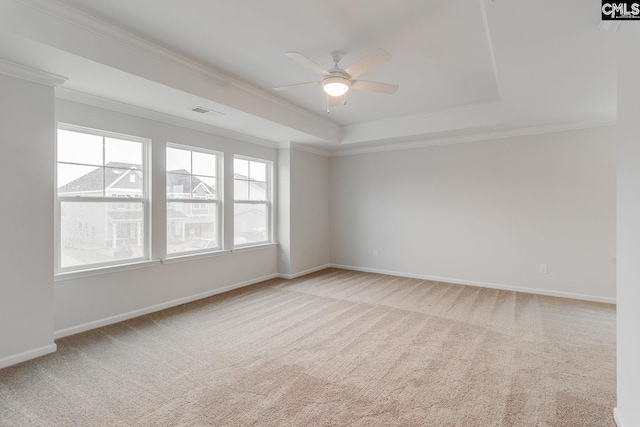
xmin=615 ymin=24 xmax=640 ymax=427
xmin=0 ymin=74 xmax=56 ymax=367
xmin=277 ymin=148 xmax=291 ymax=276
xmin=330 ymin=127 xmax=616 ymax=302
xmin=277 ymin=147 xmax=330 ymax=278
xmin=290 ymin=148 xmax=330 ymax=275
xmin=53 ymin=98 xmax=278 ymax=335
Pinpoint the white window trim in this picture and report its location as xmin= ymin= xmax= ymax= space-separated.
xmin=55 ymin=123 xmax=151 ymax=274
xmin=161 ymin=249 xmax=231 ymax=265
xmin=165 ymin=143 xmax=223 ymax=258
xmin=55 ymin=260 xmax=161 ymax=281
xmin=233 ymin=155 xmax=273 ymax=249
xmin=231 ymin=242 xmax=278 ymax=253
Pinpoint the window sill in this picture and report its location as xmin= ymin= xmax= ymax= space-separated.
xmin=161 ymin=249 xmax=231 ymax=265
xmin=55 ymin=260 xmax=161 ymax=282
xmin=231 ymin=242 xmax=279 ymax=253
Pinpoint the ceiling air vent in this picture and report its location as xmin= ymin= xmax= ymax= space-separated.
xmin=190 ymin=106 xmax=225 ymax=117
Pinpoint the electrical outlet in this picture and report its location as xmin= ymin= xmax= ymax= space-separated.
xmin=280 ymin=252 xmax=285 ymax=262
xmin=373 ymin=250 xmax=378 ymax=258
xmin=539 ymin=264 xmax=548 ymax=274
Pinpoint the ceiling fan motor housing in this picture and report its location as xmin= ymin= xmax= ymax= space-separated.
xmin=322 ymin=74 xmax=351 ymax=97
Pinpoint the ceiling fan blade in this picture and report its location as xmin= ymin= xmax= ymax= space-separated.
xmin=351 ymin=80 xmax=399 ymax=94
xmin=273 ymin=81 xmax=320 ymax=91
xmin=344 ymin=48 xmax=392 ymax=78
xmin=284 ymin=52 xmax=330 ymax=75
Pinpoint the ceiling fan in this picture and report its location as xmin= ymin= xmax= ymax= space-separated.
xmin=274 ymin=48 xmax=399 ymax=112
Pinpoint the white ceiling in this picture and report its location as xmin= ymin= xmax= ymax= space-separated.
xmin=0 ymin=0 xmax=617 ymax=151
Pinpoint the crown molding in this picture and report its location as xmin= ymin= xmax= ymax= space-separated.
xmin=56 ymin=87 xmax=615 ymax=157
xmin=0 ymin=58 xmax=67 ymax=87
xmin=478 ymin=0 xmax=503 ymax=101
xmin=12 ymin=0 xmax=339 ymax=139
xmin=345 ymin=101 xmax=504 ymax=132
xmin=331 ymin=121 xmax=616 ymax=157
xmin=341 ymin=101 xmax=505 ymax=145
xmin=599 ymin=21 xmax=622 ymax=32
xmin=55 ymin=88 xmax=279 ymax=149
xmin=277 ymin=141 xmax=331 ymax=157
xmin=289 ymin=142 xmax=331 ymax=157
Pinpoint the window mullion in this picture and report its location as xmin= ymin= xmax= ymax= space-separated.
xmin=102 ymin=136 xmax=106 ymax=197
xmin=58 ymin=196 xmax=145 ymax=203
xmin=247 ymin=162 xmax=251 ymax=200
xmin=58 ymin=160 xmax=103 ymax=168
xmin=234 ymin=200 xmax=266 ymax=204
xmin=167 ymin=199 xmax=217 ymax=204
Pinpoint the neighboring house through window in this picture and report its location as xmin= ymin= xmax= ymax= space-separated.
xmin=56 ymin=125 xmax=149 ymax=271
xmin=166 ymin=144 xmax=221 ymax=256
xmin=234 ymin=156 xmax=272 ymax=247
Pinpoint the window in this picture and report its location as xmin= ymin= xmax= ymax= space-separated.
xmin=56 ymin=125 xmax=149 ymax=271
xmin=234 ymin=156 xmax=271 ymax=247
xmin=166 ymin=144 xmax=221 ymax=256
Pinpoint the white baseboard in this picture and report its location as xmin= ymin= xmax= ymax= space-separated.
xmin=329 ymin=264 xmax=616 ymax=304
xmin=614 ymin=408 xmax=625 ymax=427
xmin=278 ymin=264 xmax=331 ymax=280
xmin=0 ymin=343 xmax=57 ymax=370
xmin=54 ymin=273 xmax=279 ymax=339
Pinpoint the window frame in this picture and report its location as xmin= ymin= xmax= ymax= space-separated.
xmin=233 ymin=155 xmax=273 ymax=249
xmin=165 ymin=143 xmax=223 ymax=258
xmin=55 ymin=123 xmax=151 ymax=274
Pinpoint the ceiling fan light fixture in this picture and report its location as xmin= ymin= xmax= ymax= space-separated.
xmin=322 ymin=75 xmax=351 ymax=96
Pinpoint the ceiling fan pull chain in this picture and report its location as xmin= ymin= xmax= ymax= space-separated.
xmin=343 ymin=93 xmax=347 ymax=106
xmin=326 ymin=94 xmax=330 ymax=114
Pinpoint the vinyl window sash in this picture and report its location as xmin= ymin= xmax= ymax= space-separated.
xmin=55 ymin=198 xmax=150 ymax=272
xmin=233 ymin=156 xmax=273 ymax=248
xmin=55 ymin=124 xmax=150 ymax=274
xmin=58 ymin=162 xmax=143 ymax=199
xmin=166 ymin=202 xmax=222 ymax=255
xmin=166 ymin=144 xmax=222 ymax=255
xmin=233 ymin=200 xmax=272 ymax=247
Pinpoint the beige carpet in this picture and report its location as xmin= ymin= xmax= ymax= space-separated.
xmin=0 ymin=268 xmax=616 ymax=426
